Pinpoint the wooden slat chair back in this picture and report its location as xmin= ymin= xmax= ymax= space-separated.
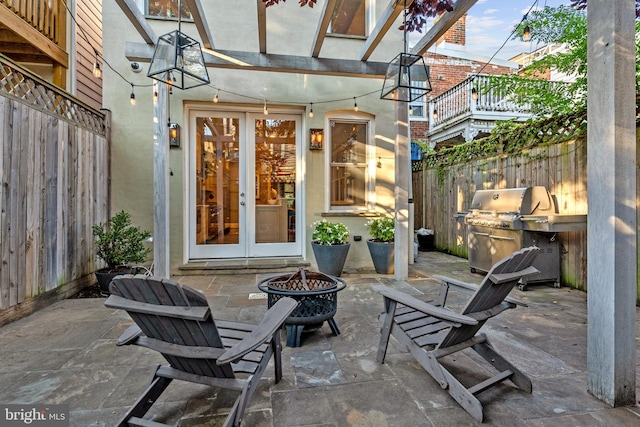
xmin=105 ymin=275 xmax=297 ymax=427
xmin=373 ymin=247 xmax=539 ymax=423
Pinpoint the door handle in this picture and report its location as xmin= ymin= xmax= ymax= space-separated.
xmin=240 ymin=201 xmax=245 ymax=206
xmin=240 ymin=193 xmax=245 ymax=197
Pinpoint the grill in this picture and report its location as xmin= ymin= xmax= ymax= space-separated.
xmin=463 ymin=186 xmax=586 ymax=290
xmin=257 ymin=269 xmax=346 ymax=347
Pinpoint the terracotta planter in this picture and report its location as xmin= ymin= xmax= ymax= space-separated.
xmin=311 ymin=242 xmax=350 ymax=277
xmin=367 ymin=240 xmax=394 ymax=274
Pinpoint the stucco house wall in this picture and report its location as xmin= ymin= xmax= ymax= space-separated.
xmin=102 ymin=1 xmax=406 ymax=273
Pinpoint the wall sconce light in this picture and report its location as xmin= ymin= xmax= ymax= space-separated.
xmin=169 ymin=123 xmax=181 ymax=147
xmin=309 ymin=128 xmax=323 ymax=150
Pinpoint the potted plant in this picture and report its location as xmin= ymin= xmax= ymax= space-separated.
xmin=366 ymin=215 xmax=395 ymax=274
xmin=311 ymin=219 xmax=350 ymax=277
xmin=93 ymin=210 xmax=152 ymax=294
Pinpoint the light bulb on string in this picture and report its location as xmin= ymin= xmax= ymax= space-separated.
xmin=213 ymin=89 xmax=219 ymax=103
xmin=353 ymin=97 xmax=358 ymax=112
xmin=471 ymin=87 xmax=478 ymax=101
xmin=130 ymin=84 xmax=136 ymax=106
xmin=263 ymin=100 xmax=268 ymax=115
xmin=432 ymin=109 xmax=438 ymax=121
xmin=409 ymin=105 xmax=413 ymax=116
xmin=523 ymin=25 xmax=531 ymax=42
xmin=153 ymin=90 xmax=158 ymax=102
xmin=92 ymin=56 xmax=101 ymax=78
xmin=309 ymin=103 xmax=314 ymax=118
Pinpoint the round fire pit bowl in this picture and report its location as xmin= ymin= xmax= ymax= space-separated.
xmin=257 ymin=268 xmax=346 ymax=347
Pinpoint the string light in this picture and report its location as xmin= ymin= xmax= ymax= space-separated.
xmin=353 ymin=97 xmax=358 ymax=112
xmin=522 ymin=25 xmax=531 ymax=42
xmin=309 ymin=103 xmax=313 ymax=118
xmin=409 ymin=105 xmax=413 ymax=116
xmin=153 ymin=90 xmax=158 ymax=102
xmin=130 ymin=84 xmax=136 ymax=106
xmin=92 ymin=53 xmax=101 ymax=78
xmin=213 ymin=89 xmax=219 ymax=103
xmin=263 ymin=100 xmax=268 ymax=115
xmin=471 ymin=87 xmax=478 ymax=101
xmin=432 ymin=109 xmax=438 ymax=120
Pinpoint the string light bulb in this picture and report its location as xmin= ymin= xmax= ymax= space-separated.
xmin=409 ymin=105 xmax=413 ymax=116
xmin=432 ymin=109 xmax=438 ymax=121
xmin=130 ymin=84 xmax=136 ymax=106
xmin=309 ymin=103 xmax=314 ymax=118
xmin=471 ymin=87 xmax=478 ymax=101
xmin=92 ymin=57 xmax=101 ymax=78
xmin=153 ymin=90 xmax=158 ymax=102
xmin=523 ymin=25 xmax=531 ymax=42
xmin=263 ymin=100 xmax=268 ymax=115
xmin=353 ymin=97 xmax=358 ymax=112
xmin=213 ymin=89 xmax=219 ymax=103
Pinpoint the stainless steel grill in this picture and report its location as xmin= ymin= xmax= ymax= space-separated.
xmin=464 ymin=186 xmax=586 ymax=290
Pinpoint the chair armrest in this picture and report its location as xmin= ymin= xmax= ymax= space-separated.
xmin=105 ymin=295 xmax=211 ymax=321
xmin=372 ymin=285 xmax=478 ymax=326
xmin=116 ymin=324 xmax=143 ymax=346
xmin=217 ymin=297 xmax=298 ymax=365
xmin=432 ymin=274 xmax=529 ymax=307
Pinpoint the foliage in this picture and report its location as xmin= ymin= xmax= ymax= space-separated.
xmin=569 ymin=0 xmax=640 ymax=18
xmin=262 ymin=0 xmax=317 ymax=7
xmin=366 ymin=216 xmax=395 ymax=243
xmin=93 ymin=210 xmax=152 ymax=270
xmin=424 ymin=109 xmax=588 ymax=170
xmin=311 ymin=219 xmax=349 ymax=245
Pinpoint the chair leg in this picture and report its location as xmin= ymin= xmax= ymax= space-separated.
xmin=376 ymin=299 xmax=397 ymax=363
xmin=439 ymin=364 xmax=484 ymax=423
xmin=117 ymin=366 xmax=172 ymax=427
xmin=272 ymin=332 xmax=283 ymax=383
xmin=472 ymin=338 xmax=532 ymax=393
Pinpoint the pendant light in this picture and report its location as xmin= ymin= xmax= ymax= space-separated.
xmin=380 ymin=0 xmax=432 ymax=102
xmin=147 ymin=0 xmax=209 ymax=90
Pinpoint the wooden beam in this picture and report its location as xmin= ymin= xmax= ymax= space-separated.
xmin=358 ymin=0 xmax=412 ymax=61
xmin=126 ymin=42 xmax=389 ymax=78
xmin=184 ymin=0 xmax=214 ymax=50
xmin=410 ymin=0 xmax=478 ymax=56
xmin=115 ymin=0 xmax=157 ymax=45
xmin=310 ymin=0 xmax=337 ymax=58
xmin=257 ymin=0 xmax=267 ymax=54
xmin=0 ymin=3 xmax=68 ymax=66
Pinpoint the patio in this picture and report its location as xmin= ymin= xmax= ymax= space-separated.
xmin=0 ymin=250 xmax=638 ymax=427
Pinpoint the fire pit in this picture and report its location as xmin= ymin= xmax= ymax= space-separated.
xmin=257 ymin=269 xmax=346 ymax=347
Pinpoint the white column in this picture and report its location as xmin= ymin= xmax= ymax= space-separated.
xmin=586 ymin=0 xmax=636 ymax=406
xmin=395 ymin=101 xmax=409 ymax=280
xmin=153 ymin=82 xmax=170 ymax=278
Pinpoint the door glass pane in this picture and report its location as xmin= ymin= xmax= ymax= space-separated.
xmin=254 ymin=119 xmax=296 ymax=243
xmin=195 ymin=117 xmax=239 ymax=245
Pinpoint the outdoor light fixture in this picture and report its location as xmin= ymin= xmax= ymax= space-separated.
xmin=380 ymin=0 xmax=432 ymax=102
xmin=471 ymin=87 xmax=478 ymax=101
xmin=523 ymin=25 xmax=531 ymax=42
xmin=169 ymin=123 xmax=181 ymax=147
xmin=147 ymin=0 xmax=209 ymax=90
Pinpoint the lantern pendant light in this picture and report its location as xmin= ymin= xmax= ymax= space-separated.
xmin=147 ymin=0 xmax=209 ymax=90
xmin=380 ymin=0 xmax=432 ymax=102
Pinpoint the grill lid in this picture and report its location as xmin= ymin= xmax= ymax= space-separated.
xmin=469 ymin=186 xmax=556 ymax=215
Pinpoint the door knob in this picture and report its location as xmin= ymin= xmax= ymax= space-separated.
xmin=240 ymin=192 xmax=245 ymax=197
xmin=240 ymin=201 xmax=245 ymax=206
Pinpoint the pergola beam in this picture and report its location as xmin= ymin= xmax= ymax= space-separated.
xmin=358 ymin=0 xmax=412 ymax=61
xmin=115 ymin=0 xmax=157 ymax=45
xmin=126 ymin=42 xmax=389 ymax=78
xmin=184 ymin=0 xmax=214 ymax=50
xmin=310 ymin=0 xmax=337 ymax=58
xmin=257 ymin=0 xmax=267 ymax=54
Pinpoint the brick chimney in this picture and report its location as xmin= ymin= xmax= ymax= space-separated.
xmin=440 ymin=14 xmax=466 ymax=46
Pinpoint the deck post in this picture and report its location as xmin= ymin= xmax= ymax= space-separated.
xmin=586 ymin=0 xmax=636 ymax=406
xmin=153 ymin=82 xmax=170 ymax=278
xmin=395 ymin=101 xmax=409 ymax=280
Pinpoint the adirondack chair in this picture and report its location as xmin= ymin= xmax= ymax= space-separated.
xmin=104 ymin=275 xmax=298 ymax=427
xmin=373 ymin=246 xmax=539 ymax=423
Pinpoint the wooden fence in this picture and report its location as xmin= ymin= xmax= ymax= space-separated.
xmin=414 ymin=136 xmax=588 ymax=291
xmin=0 ymin=56 xmax=109 ymax=326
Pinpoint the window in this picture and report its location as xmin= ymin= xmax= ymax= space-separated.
xmin=145 ymin=0 xmax=191 ymax=19
xmin=328 ymin=0 xmax=366 ymax=36
xmin=409 ymin=82 xmax=428 ymax=120
xmin=328 ymin=118 xmax=373 ymax=211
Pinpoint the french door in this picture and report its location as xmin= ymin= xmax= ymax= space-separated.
xmin=188 ymin=109 xmax=302 ymax=259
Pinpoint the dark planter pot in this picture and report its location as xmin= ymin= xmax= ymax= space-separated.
xmin=95 ymin=267 xmax=133 ymax=295
xmin=311 ymin=242 xmax=350 ymax=277
xmin=367 ymin=240 xmax=394 ymax=274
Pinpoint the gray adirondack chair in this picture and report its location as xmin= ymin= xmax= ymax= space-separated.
xmin=373 ymin=246 xmax=539 ymax=423
xmin=105 ymin=275 xmax=297 ymax=427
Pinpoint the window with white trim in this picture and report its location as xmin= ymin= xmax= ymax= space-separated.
xmin=328 ymin=0 xmax=367 ymax=36
xmin=409 ymin=82 xmax=428 ymax=119
xmin=328 ymin=118 xmax=373 ymax=211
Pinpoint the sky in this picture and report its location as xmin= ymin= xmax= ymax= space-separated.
xmin=410 ymin=0 xmax=569 ymax=62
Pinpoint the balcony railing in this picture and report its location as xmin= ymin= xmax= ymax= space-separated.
xmin=1 ymin=0 xmax=65 ymax=44
xmin=427 ymin=74 xmax=534 ymax=145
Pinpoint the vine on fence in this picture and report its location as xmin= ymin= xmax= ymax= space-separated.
xmin=424 ymin=109 xmax=588 ymax=171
